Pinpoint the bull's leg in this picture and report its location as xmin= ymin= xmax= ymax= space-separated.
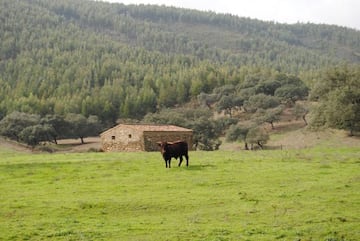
xmin=185 ymin=154 xmax=189 ymax=166
xmin=178 ymin=156 xmax=183 ymax=167
xmin=165 ymin=160 xmax=168 ymax=168
xmin=168 ymin=158 xmax=171 ymax=168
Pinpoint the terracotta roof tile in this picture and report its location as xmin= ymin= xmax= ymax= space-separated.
xmin=121 ymin=124 xmax=192 ymax=132
xmin=100 ymin=124 xmax=192 ymax=136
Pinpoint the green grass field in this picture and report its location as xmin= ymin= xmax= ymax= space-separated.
xmin=0 ymin=146 xmax=359 ymax=240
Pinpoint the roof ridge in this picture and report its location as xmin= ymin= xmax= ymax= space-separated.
xmin=100 ymin=124 xmax=192 ymax=136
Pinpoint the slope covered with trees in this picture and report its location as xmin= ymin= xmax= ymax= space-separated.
xmin=0 ymin=0 xmax=359 ymax=148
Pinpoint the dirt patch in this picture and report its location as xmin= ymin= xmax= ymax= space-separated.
xmin=0 ymin=137 xmax=32 ymax=153
xmin=220 ymin=119 xmax=360 ymax=151
xmin=53 ymin=137 xmax=102 ymax=152
xmin=267 ymin=122 xmax=360 ymax=150
xmin=0 ymin=137 xmax=102 ymax=153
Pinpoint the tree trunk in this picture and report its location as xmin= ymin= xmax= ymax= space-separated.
xmin=244 ymin=142 xmax=249 ymax=150
xmin=349 ymin=128 xmax=354 ymax=136
xmin=302 ymin=114 xmax=308 ymax=125
xmin=270 ymin=121 xmax=274 ymax=129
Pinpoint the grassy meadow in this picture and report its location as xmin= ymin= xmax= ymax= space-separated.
xmin=0 ymin=146 xmax=359 ymax=240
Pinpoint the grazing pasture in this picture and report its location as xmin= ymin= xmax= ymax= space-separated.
xmin=0 ymin=147 xmax=359 ymax=240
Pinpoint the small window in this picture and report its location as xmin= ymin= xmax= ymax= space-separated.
xmin=111 ymin=136 xmax=116 ymax=140
xmin=128 ymin=134 xmax=132 ymax=138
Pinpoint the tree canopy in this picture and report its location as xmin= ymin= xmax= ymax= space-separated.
xmin=0 ymin=112 xmax=101 ymax=146
xmin=310 ymin=66 xmax=360 ymax=135
xmin=0 ymin=0 xmax=359 ymax=148
xmin=0 ymin=0 xmax=359 ymax=124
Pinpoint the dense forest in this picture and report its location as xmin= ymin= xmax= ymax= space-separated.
xmin=0 ymin=0 xmax=359 ymax=149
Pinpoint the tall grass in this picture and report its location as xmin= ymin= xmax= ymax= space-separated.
xmin=0 ymin=148 xmax=359 ymax=240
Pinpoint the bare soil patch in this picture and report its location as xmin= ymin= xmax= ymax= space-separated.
xmin=54 ymin=137 xmax=102 ymax=152
xmin=269 ymin=128 xmax=360 ymax=150
xmin=0 ymin=137 xmax=31 ymax=153
xmin=220 ymin=113 xmax=360 ymax=151
xmin=0 ymin=137 xmax=102 ymax=153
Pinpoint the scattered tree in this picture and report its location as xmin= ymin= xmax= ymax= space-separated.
xmin=274 ymin=84 xmax=309 ymax=105
xmin=310 ymin=66 xmax=360 ymax=135
xmin=41 ymin=114 xmax=67 ymax=144
xmin=254 ymin=106 xmax=284 ymax=129
xmin=19 ymin=124 xmax=52 ymax=147
xmin=226 ymin=124 xmax=252 ymax=150
xmin=65 ymin=113 xmax=101 ymax=144
xmin=0 ymin=112 xmax=40 ymax=141
xmin=293 ymin=102 xmax=309 ymax=125
xmin=246 ymin=127 xmax=269 ymax=149
xmin=244 ymin=94 xmax=281 ymax=113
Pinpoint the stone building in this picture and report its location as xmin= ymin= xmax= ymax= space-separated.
xmin=100 ymin=124 xmax=193 ymax=152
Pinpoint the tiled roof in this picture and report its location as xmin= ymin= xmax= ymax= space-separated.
xmin=120 ymin=124 xmax=192 ymax=132
xmin=100 ymin=124 xmax=192 ymax=136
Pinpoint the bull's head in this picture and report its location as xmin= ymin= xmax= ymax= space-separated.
xmin=157 ymin=141 xmax=168 ymax=155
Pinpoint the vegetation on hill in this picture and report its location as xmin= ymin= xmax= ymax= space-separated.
xmin=0 ymin=0 xmax=359 ymax=148
xmin=309 ymin=65 xmax=360 ymax=136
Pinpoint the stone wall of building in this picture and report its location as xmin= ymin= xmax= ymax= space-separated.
xmin=101 ymin=126 xmax=144 ymax=152
xmin=100 ymin=124 xmax=193 ymax=152
xmin=143 ymin=131 xmax=193 ymax=151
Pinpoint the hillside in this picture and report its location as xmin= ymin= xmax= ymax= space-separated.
xmin=0 ymin=137 xmax=31 ymax=153
xmin=2 ymin=121 xmax=359 ymax=153
xmin=0 ymin=0 xmax=360 ymax=122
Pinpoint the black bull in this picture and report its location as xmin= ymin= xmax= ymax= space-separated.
xmin=157 ymin=141 xmax=189 ymax=168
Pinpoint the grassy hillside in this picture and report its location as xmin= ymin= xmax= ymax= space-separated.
xmin=0 ymin=147 xmax=359 ymax=240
